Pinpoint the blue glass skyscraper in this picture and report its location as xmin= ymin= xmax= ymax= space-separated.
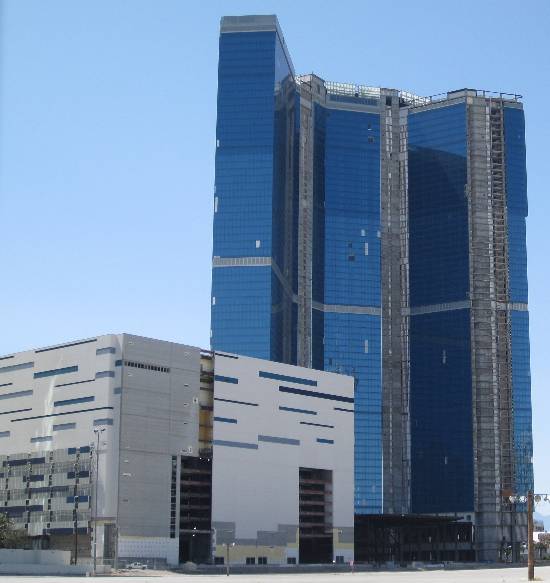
xmin=212 ymin=16 xmax=296 ymax=363
xmin=211 ymin=15 xmax=533 ymax=561
xmin=407 ymin=92 xmax=533 ymax=557
xmin=212 ymin=17 xmax=398 ymax=517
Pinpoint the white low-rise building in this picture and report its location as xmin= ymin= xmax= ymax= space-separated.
xmin=0 ymin=334 xmax=354 ymax=566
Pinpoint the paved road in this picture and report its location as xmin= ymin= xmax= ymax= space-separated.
xmin=1 ymin=566 xmax=549 ymax=582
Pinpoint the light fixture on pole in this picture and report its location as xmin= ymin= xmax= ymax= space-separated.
xmin=73 ymin=454 xmax=80 ymax=565
xmin=225 ymin=541 xmax=235 ymax=576
xmin=92 ymin=427 xmax=106 ymax=577
xmin=505 ymin=491 xmax=549 ymax=581
xmin=212 ymin=527 xmax=236 ymax=576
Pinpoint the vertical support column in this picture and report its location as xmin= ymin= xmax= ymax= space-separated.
xmin=489 ymin=99 xmax=515 ymax=496
xmin=281 ymin=79 xmax=297 ymax=364
xmin=381 ymin=91 xmax=410 ymax=515
xmin=489 ymin=99 xmax=518 ymax=555
xmin=297 ymin=79 xmax=314 ymax=368
xmin=399 ymin=107 xmax=412 ymax=516
xmin=467 ymin=96 xmax=502 ymax=560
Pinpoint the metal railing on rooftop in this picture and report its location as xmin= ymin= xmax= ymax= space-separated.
xmin=323 ymin=80 xmax=381 ymax=100
xmin=412 ymin=88 xmax=523 ymax=107
xmin=295 ymin=76 xmax=522 ymax=107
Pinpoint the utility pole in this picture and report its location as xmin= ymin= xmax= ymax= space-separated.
xmin=92 ymin=427 xmax=106 ymax=577
xmin=528 ymin=491 xmax=534 ymax=581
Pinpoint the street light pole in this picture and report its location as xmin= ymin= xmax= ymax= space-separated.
xmin=225 ymin=542 xmax=235 ymax=576
xmin=92 ymin=428 xmax=105 ymax=577
xmin=506 ymin=491 xmax=549 ymax=582
xmin=73 ymin=455 xmax=79 ymax=565
xmin=528 ymin=491 xmax=534 ymax=581
xmin=226 ymin=542 xmax=229 ymax=576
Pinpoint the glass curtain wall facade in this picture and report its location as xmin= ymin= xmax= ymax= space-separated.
xmin=312 ymin=107 xmax=382 ymax=514
xmin=212 ymin=17 xmax=296 ymax=362
xmin=408 ymin=103 xmax=474 ymax=513
xmin=504 ymin=107 xmax=533 ymax=496
xmin=407 ymin=94 xmax=533 ymax=556
xmin=212 ymin=18 xmax=385 ymax=516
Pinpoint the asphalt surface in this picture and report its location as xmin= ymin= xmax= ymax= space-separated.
xmin=1 ymin=565 xmax=550 ymax=582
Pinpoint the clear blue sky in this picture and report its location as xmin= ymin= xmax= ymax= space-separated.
xmin=1 ymin=0 xmax=549 ymax=497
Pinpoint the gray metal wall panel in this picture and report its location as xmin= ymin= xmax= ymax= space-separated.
xmin=118 ymin=335 xmax=201 ymax=538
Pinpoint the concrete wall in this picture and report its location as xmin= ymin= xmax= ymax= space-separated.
xmin=0 ymin=548 xmax=71 ymax=565
xmin=0 ymin=549 xmax=101 ymax=575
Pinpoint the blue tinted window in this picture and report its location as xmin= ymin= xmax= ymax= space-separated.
xmin=53 ymin=423 xmax=76 ymax=431
xmin=54 ymin=396 xmax=95 ymax=407
xmin=323 ymin=312 xmax=381 ymax=514
xmin=30 ymin=435 xmax=52 ymax=443
xmin=312 ymin=105 xmax=383 ymax=515
xmin=500 ymin=105 xmax=530 ymax=506
xmin=504 ymin=107 xmax=528 ymax=303
xmin=67 ymin=470 xmax=89 ymax=479
xmin=258 ymin=434 xmax=299 ymax=446
xmin=279 ymin=406 xmax=317 ymax=415
xmin=211 ymin=28 xmax=297 ymax=364
xmin=410 ymin=309 xmax=473 ymax=512
xmin=214 ymin=375 xmax=239 ymax=384
xmin=321 ymin=108 xmax=381 ymax=307
xmin=214 ymin=416 xmax=238 ymax=424
xmin=278 ymin=385 xmax=353 ymax=403
xmin=510 ymin=310 xmax=533 ymax=495
xmin=212 ymin=266 xmax=272 ymax=359
xmin=96 ymin=347 xmax=116 ymax=355
xmin=34 ymin=365 xmax=78 ymax=379
xmin=0 ymin=361 xmax=34 ymax=374
xmin=408 ymin=103 xmax=473 ymax=514
xmin=55 ymin=379 xmax=95 ymax=388
xmin=259 ymin=370 xmax=317 ymax=386
xmin=67 ymin=495 xmax=89 ymax=503
xmin=408 ymin=103 xmax=469 ymax=306
xmin=0 ymin=389 xmax=33 ymax=401
xmin=213 ymin=439 xmax=258 ymax=450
